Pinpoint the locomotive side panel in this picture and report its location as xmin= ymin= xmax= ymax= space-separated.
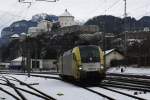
xmin=62 ymin=54 xmax=74 ymax=76
xmin=58 ymin=56 xmax=63 ymax=75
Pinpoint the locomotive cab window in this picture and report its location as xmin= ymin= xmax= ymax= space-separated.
xmin=79 ymin=46 xmax=100 ymax=63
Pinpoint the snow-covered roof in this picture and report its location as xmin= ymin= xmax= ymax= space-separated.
xmin=20 ymin=32 xmax=26 ymax=36
xmin=105 ymin=49 xmax=115 ymax=55
xmin=12 ymin=57 xmax=23 ymax=62
xmin=59 ymin=9 xmax=73 ymax=17
xmin=11 ymin=34 xmax=20 ymax=38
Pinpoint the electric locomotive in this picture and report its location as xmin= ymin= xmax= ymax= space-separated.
xmin=58 ymin=45 xmax=106 ymax=82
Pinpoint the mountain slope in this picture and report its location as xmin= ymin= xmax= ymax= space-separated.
xmin=85 ymin=15 xmax=150 ymax=34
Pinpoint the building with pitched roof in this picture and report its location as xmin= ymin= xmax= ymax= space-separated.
xmin=59 ymin=9 xmax=76 ymax=27
xmin=105 ymin=49 xmax=125 ymax=67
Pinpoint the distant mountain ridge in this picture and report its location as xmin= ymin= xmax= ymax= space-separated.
xmin=1 ymin=20 xmax=37 ymax=38
xmin=31 ymin=13 xmax=58 ymax=22
xmin=0 ymin=14 xmax=58 ymax=47
xmin=1 ymin=13 xmax=58 ymax=38
xmin=85 ymin=15 xmax=150 ymax=34
xmin=1 ymin=14 xmax=150 ymax=47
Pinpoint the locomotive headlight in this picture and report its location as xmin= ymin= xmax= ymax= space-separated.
xmin=78 ymin=65 xmax=83 ymax=70
xmin=100 ymin=65 xmax=104 ymax=69
xmin=79 ymin=67 xmax=82 ymax=70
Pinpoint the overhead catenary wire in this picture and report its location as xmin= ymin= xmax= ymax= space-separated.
xmin=0 ymin=7 xmax=29 ymax=27
xmin=106 ymin=0 xmax=122 ymax=12
xmin=129 ymin=1 xmax=149 ymax=13
xmin=92 ymin=0 xmax=150 ymax=19
xmin=121 ymin=0 xmax=150 ymax=19
xmin=0 ymin=1 xmax=19 ymax=22
xmin=0 ymin=1 xmax=35 ymax=37
xmin=87 ymin=0 xmax=106 ymax=16
xmin=0 ymin=1 xmax=22 ymax=35
xmin=89 ymin=0 xmax=122 ymax=17
xmin=0 ymin=6 xmax=31 ymax=30
xmin=0 ymin=0 xmax=58 ymax=28
xmin=102 ymin=0 xmax=122 ymax=16
xmin=128 ymin=4 xmax=150 ymax=19
xmin=20 ymin=1 xmax=38 ymax=19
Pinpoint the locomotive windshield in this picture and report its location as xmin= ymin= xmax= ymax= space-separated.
xmin=79 ymin=46 xmax=100 ymax=63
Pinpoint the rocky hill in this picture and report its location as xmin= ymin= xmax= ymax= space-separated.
xmin=0 ymin=14 xmax=58 ymax=47
xmin=1 ymin=13 xmax=58 ymax=38
xmin=85 ymin=15 xmax=150 ymax=34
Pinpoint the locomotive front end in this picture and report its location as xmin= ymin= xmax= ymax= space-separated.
xmin=73 ymin=45 xmax=106 ymax=82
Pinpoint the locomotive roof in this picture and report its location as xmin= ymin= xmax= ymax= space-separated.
xmin=63 ymin=49 xmax=72 ymax=56
xmin=78 ymin=45 xmax=99 ymax=48
xmin=63 ymin=45 xmax=100 ymax=56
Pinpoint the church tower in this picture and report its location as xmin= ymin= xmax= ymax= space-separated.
xmin=59 ymin=9 xmax=76 ymax=27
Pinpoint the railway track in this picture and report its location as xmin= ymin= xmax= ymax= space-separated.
xmin=9 ymin=76 xmax=56 ymax=100
xmin=0 ymin=86 xmax=20 ymax=100
xmin=0 ymin=73 xmax=149 ymax=100
xmin=0 ymin=70 xmax=58 ymax=75
xmin=107 ymin=73 xmax=150 ymax=80
xmin=95 ymin=73 xmax=150 ymax=96
xmin=71 ymin=81 xmax=146 ymax=99
xmin=1 ymin=72 xmax=61 ymax=80
xmin=0 ymin=75 xmax=57 ymax=100
xmin=103 ymin=80 xmax=150 ymax=89
xmin=106 ymin=73 xmax=150 ymax=91
xmin=3 ymin=76 xmax=27 ymax=100
xmin=1 ymin=74 xmax=115 ymax=100
xmin=82 ymin=86 xmax=146 ymax=100
xmin=101 ymin=82 xmax=150 ymax=93
xmin=106 ymin=77 xmax=150 ymax=86
xmin=100 ymin=86 xmax=146 ymax=100
xmin=81 ymin=86 xmax=115 ymax=100
xmin=77 ymin=73 xmax=150 ymax=100
xmin=89 ymin=86 xmax=145 ymax=100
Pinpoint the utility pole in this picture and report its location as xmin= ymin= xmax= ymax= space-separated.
xmin=124 ymin=0 xmax=128 ymax=65
xmin=124 ymin=0 xmax=127 ymax=18
xmin=26 ymin=36 xmax=31 ymax=77
xmin=103 ymin=1 xmax=107 ymax=68
xmin=103 ymin=18 xmax=106 ymax=68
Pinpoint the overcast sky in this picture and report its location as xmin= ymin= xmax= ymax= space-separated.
xmin=0 ymin=0 xmax=150 ymax=31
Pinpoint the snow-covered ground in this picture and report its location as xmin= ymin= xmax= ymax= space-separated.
xmin=89 ymin=87 xmax=138 ymax=100
xmin=1 ymin=66 xmax=150 ymax=100
xmin=0 ymin=73 xmax=148 ymax=100
xmin=0 ymin=74 xmax=105 ymax=100
xmin=106 ymin=67 xmax=150 ymax=99
xmin=109 ymin=87 xmax=150 ymax=100
xmin=107 ymin=66 xmax=150 ymax=75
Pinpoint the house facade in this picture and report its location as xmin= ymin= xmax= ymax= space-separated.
xmin=105 ymin=49 xmax=125 ymax=67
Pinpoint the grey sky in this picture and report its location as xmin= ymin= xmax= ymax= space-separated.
xmin=0 ymin=0 xmax=150 ymax=31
